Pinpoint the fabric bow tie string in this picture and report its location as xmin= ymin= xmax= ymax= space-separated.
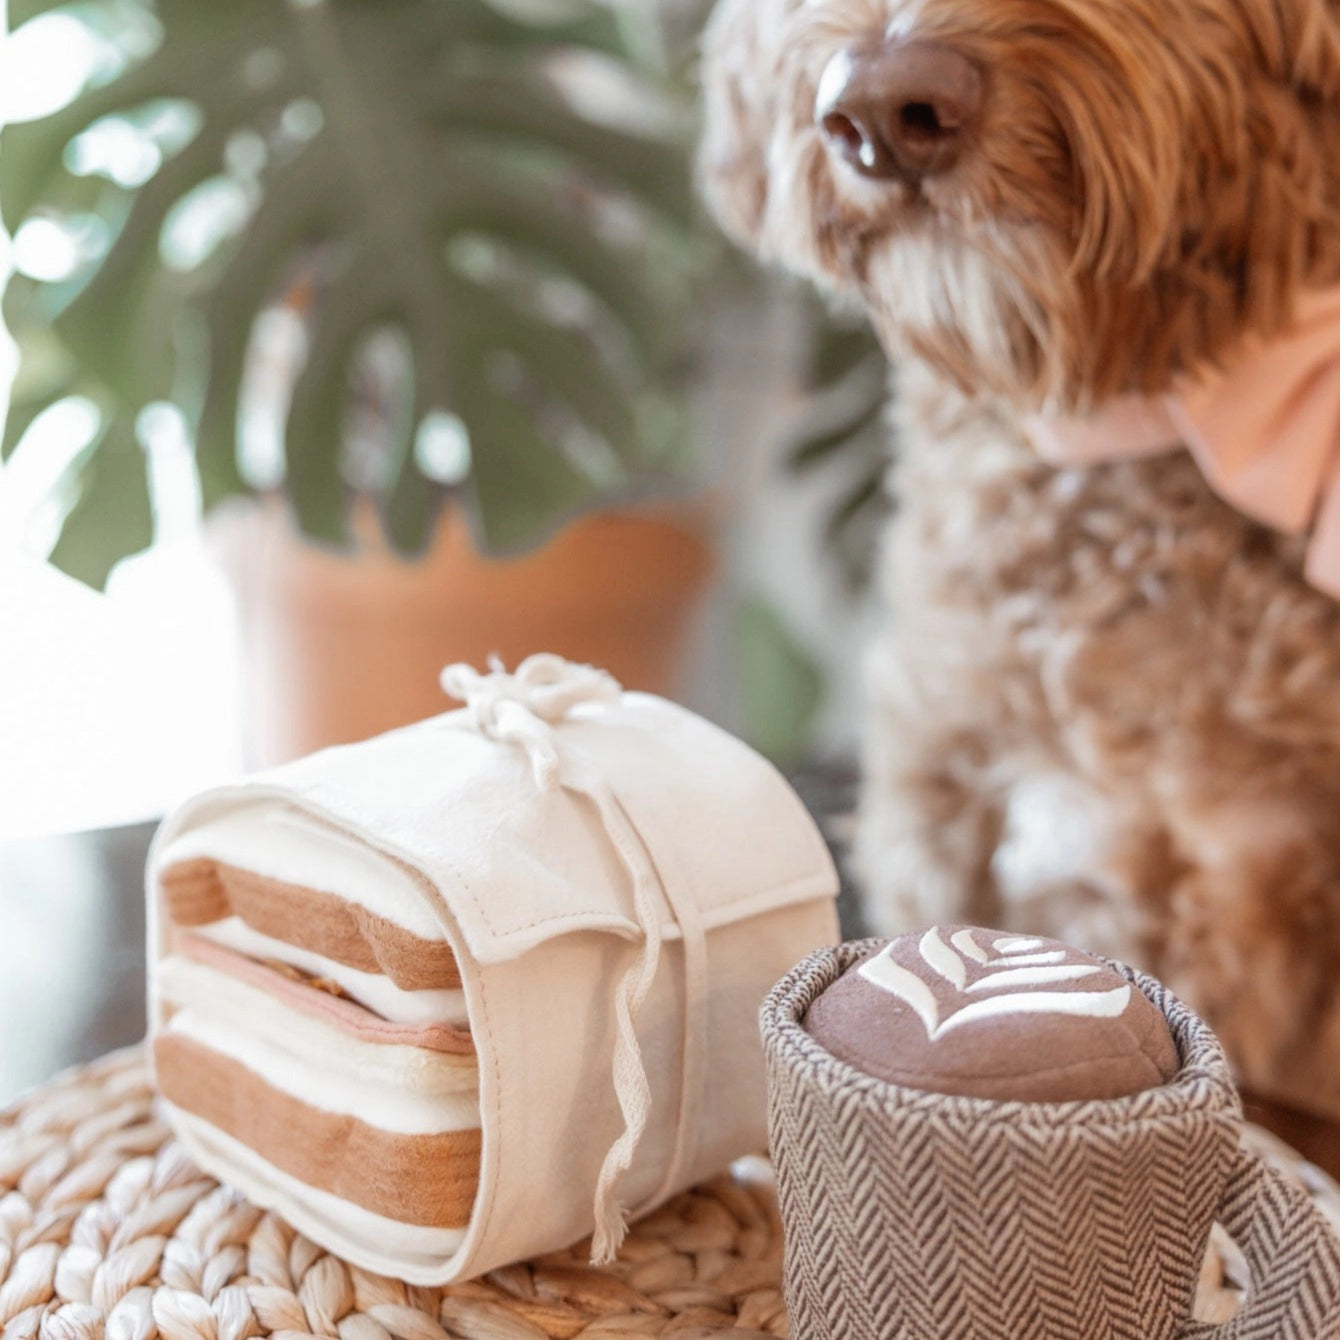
xmin=1026 ymin=285 xmax=1340 ymax=600
xmin=441 ymin=654 xmax=708 ymax=1264
xmin=441 ymin=654 xmax=622 ymax=790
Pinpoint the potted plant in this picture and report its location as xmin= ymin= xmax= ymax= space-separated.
xmin=2 ymin=0 xmax=723 ymax=762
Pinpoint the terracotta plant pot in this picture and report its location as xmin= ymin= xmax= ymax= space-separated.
xmin=211 ymin=499 xmax=715 ymax=767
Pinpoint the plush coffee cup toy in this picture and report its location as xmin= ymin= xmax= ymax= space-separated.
xmin=762 ymin=929 xmax=1340 ymax=1340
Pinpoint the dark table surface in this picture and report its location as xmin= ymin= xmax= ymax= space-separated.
xmin=0 ymin=820 xmax=154 ymax=1105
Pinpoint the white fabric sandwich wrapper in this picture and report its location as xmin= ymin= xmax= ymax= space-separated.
xmin=147 ymin=655 xmax=840 ymax=1284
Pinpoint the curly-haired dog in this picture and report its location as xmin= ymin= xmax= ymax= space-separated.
xmin=700 ymin=0 xmax=1340 ymax=1119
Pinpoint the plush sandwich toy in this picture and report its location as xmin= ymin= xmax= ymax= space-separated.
xmin=147 ymin=655 xmax=841 ymax=1285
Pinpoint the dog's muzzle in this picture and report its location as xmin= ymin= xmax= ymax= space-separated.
xmin=815 ymin=38 xmax=982 ymax=185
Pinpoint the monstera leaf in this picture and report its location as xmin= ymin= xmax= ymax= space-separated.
xmin=2 ymin=0 xmax=705 ymax=586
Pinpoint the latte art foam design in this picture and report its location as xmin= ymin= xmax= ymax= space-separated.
xmin=857 ymin=929 xmax=1132 ymax=1041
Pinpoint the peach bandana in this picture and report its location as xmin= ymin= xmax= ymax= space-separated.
xmin=1026 ymin=287 xmax=1340 ymax=599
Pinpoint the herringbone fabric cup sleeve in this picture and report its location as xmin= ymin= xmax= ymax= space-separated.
xmin=1179 ymin=1146 xmax=1340 ymax=1339
xmin=761 ymin=940 xmax=1340 ymax=1340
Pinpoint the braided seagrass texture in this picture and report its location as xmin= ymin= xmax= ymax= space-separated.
xmin=763 ymin=942 xmax=1340 ymax=1340
xmin=1 ymin=1047 xmax=1338 ymax=1340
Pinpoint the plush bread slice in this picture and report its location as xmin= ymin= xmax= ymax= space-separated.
xmin=155 ymin=951 xmax=481 ymax=1229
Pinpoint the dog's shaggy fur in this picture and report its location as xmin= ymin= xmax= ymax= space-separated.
xmin=700 ymin=0 xmax=1340 ymax=1115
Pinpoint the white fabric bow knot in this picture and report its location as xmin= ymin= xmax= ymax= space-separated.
xmin=441 ymin=653 xmax=622 ymax=788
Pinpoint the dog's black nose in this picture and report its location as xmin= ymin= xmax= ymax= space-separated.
xmin=815 ymin=40 xmax=983 ymax=183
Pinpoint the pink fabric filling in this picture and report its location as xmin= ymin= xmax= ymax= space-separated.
xmin=178 ymin=933 xmax=475 ymax=1057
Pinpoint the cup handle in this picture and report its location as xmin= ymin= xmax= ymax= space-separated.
xmin=1178 ymin=1146 xmax=1340 ymax=1338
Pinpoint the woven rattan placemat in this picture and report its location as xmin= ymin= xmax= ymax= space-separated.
xmin=2 ymin=1049 xmax=1338 ymax=1340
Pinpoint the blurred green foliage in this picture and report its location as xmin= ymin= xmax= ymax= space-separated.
xmin=2 ymin=1 xmax=894 ymax=771
xmin=734 ymin=594 xmax=825 ymax=769
xmin=2 ymin=0 xmax=714 ymax=586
